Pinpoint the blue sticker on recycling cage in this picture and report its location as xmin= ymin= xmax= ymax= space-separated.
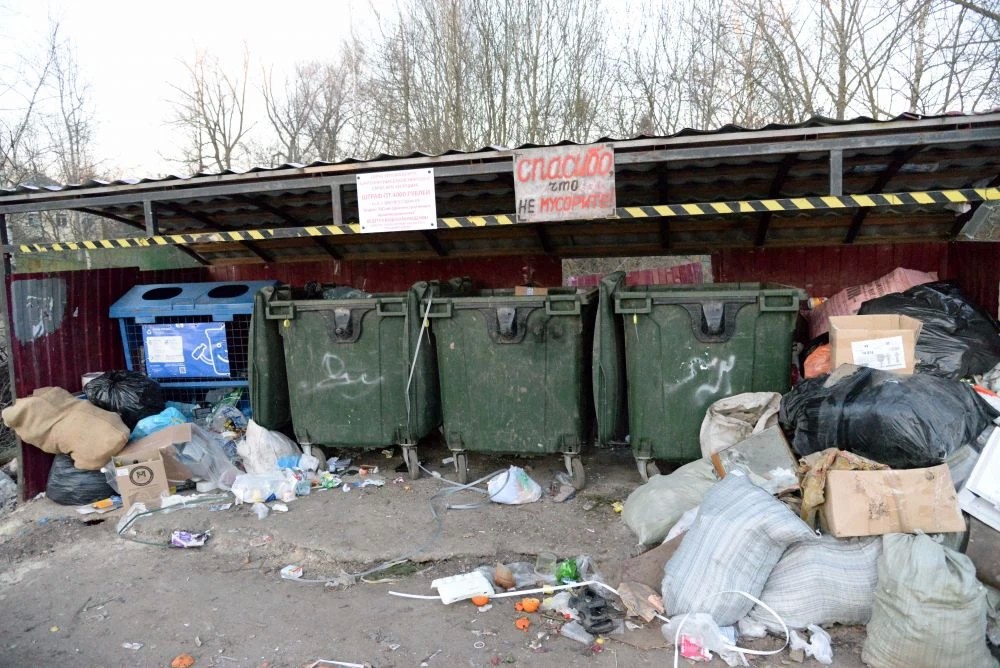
xmin=142 ymin=322 xmax=231 ymax=378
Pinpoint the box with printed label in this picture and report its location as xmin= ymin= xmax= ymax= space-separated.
xmin=115 ymin=456 xmax=168 ymax=512
xmin=828 ymin=314 xmax=923 ymax=375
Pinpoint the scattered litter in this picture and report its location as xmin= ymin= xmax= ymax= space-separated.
xmin=280 ymin=564 xmax=304 ymax=580
xmin=419 ymin=648 xmax=442 ymax=666
xmin=788 ymin=625 xmax=833 ymax=665
xmin=121 ymin=642 xmax=143 ymax=650
xmin=207 ymin=502 xmax=232 ymax=512
xmin=515 ymin=616 xmax=531 ymax=631
xmin=306 ymin=660 xmax=369 ymax=668
xmin=431 ymin=571 xmax=494 ymax=604
xmin=393 ymin=475 xmax=406 ymax=484
xmin=251 ymin=502 xmax=269 ymax=519
xmin=75 ymin=496 xmax=122 ymax=515
xmin=271 ymin=502 xmax=289 ymax=512
xmin=441 ymin=456 xmax=454 ymax=465
xmin=487 ymin=466 xmax=542 ymax=505
xmin=611 ymin=501 xmax=623 ymax=513
xmin=470 ymin=595 xmax=491 ymax=606
xmin=381 ymin=449 xmax=394 ymax=458
xmin=170 ymin=653 xmax=196 ymax=668
xmin=473 ymin=640 xmax=486 ymax=649
xmin=327 ymin=456 xmax=351 ymax=472
xmin=49 ymin=626 xmax=58 ymax=633
xmin=359 ymin=465 xmax=379 ymax=475
xmin=170 ymin=531 xmax=210 ymax=548
xmin=559 ymin=620 xmax=594 ymax=645
xmin=617 ymin=581 xmax=664 ymax=622
xmin=515 ymin=597 xmax=540 ymax=613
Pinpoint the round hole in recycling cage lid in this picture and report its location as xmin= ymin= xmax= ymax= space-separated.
xmin=142 ymin=287 xmax=183 ymax=300
xmin=207 ymin=285 xmax=250 ymax=299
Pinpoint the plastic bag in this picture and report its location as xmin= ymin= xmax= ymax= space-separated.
xmin=862 ymin=533 xmax=996 ymax=668
xmin=623 ymin=458 xmax=717 ymax=545
xmin=780 ymin=365 xmax=998 ymax=468
xmin=84 ymin=370 xmax=165 ymax=429
xmin=789 ymin=625 xmax=833 ymax=665
xmin=46 ymin=454 xmax=117 ymax=505
xmin=858 ymin=281 xmax=1000 ymax=380
xmin=130 ymin=406 xmax=188 ymax=441
xmin=661 ymin=613 xmax=742 ymax=666
xmin=699 ymin=392 xmax=782 ymax=457
xmin=172 ymin=426 xmax=241 ymax=490
xmin=230 ymin=471 xmax=297 ymax=504
xmin=662 ymin=473 xmax=816 ymax=626
xmin=487 ymin=466 xmax=541 ymax=504
xmin=238 ymin=420 xmax=301 ymax=473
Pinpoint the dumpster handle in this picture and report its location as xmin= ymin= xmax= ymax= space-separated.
xmin=759 ymin=291 xmax=800 ymax=311
xmin=614 ymin=296 xmax=652 ymax=314
xmin=265 ymin=301 xmax=296 ymax=320
xmin=545 ymin=300 xmax=581 ymax=316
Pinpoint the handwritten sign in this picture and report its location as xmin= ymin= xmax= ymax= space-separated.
xmin=513 ymin=144 xmax=616 ymax=223
xmin=357 ymin=168 xmax=438 ymax=233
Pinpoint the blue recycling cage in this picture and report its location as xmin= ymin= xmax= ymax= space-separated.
xmin=110 ymin=281 xmax=277 ymax=393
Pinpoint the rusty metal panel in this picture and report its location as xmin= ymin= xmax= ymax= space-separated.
xmin=947 ymin=242 xmax=1000 ymax=317
xmin=7 ymin=268 xmax=139 ymax=498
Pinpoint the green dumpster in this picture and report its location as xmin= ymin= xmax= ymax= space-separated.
xmin=249 ymin=286 xmax=291 ymax=430
xmin=599 ymin=273 xmax=803 ymax=480
xmin=425 ymin=288 xmax=597 ymax=488
xmin=262 ymin=281 xmax=445 ymax=478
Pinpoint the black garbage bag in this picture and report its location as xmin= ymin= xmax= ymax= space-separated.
xmin=779 ymin=365 xmax=999 ymax=468
xmin=46 ymin=454 xmax=116 ymax=505
xmin=84 ymin=370 xmax=164 ymax=429
xmin=858 ymin=281 xmax=1000 ymax=379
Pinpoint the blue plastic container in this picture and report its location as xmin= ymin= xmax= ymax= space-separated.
xmin=110 ymin=281 xmax=276 ymax=390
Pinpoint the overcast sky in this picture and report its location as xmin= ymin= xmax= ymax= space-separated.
xmin=1 ymin=0 xmax=389 ymax=177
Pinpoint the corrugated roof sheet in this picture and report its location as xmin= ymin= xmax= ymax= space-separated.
xmin=1 ymin=111 xmax=972 ymax=195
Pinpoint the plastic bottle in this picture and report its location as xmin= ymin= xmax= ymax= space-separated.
xmin=559 ymin=621 xmax=595 ymax=645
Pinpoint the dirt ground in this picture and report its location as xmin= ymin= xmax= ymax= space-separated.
xmin=0 ymin=443 xmax=867 ymax=668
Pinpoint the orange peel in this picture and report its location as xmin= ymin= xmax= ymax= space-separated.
xmin=519 ymin=597 xmax=540 ymax=613
xmin=470 ymin=595 xmax=490 ymax=606
xmin=514 ymin=616 xmax=531 ymax=631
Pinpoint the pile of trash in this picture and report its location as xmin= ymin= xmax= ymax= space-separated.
xmin=0 ymin=370 xmax=395 ymax=524
xmin=610 ymin=268 xmax=1000 ymax=667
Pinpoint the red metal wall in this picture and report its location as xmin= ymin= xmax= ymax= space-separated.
xmin=7 ymin=268 xmax=139 ymax=498
xmin=712 ymin=243 xmax=951 ymax=298
xmin=948 ymin=242 xmax=1000 ymax=318
xmin=206 ymin=255 xmax=563 ymax=291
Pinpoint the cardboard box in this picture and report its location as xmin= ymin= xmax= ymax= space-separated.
xmin=820 ymin=464 xmax=965 ymax=537
xmin=115 ymin=423 xmax=199 ymax=484
xmin=828 ymin=314 xmax=923 ymax=374
xmin=115 ymin=456 xmax=169 ymax=512
xmin=514 ymin=285 xmax=548 ymax=296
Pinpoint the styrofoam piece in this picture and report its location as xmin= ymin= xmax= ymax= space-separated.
xmin=430 ymin=571 xmax=495 ymax=604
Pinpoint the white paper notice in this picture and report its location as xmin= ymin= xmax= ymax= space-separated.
xmin=356 ymin=168 xmax=438 ymax=233
xmin=145 ymin=336 xmax=185 ymax=364
xmin=850 ymin=336 xmax=906 ymax=370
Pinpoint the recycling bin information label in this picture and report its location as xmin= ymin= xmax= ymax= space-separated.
xmin=143 ymin=322 xmax=231 ymax=378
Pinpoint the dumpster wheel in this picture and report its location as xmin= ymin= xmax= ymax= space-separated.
xmin=637 ymin=459 xmax=660 ymax=482
xmin=565 ymin=454 xmax=586 ymax=490
xmin=453 ymin=452 xmax=469 ymax=484
xmin=403 ymin=446 xmax=421 ymax=480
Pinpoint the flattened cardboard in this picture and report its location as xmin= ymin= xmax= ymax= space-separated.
xmin=116 ymin=456 xmax=168 ymax=512
xmin=829 ymin=314 xmax=923 ymax=375
xmin=820 ymin=464 xmax=965 ymax=537
xmin=115 ymin=423 xmax=199 ymax=483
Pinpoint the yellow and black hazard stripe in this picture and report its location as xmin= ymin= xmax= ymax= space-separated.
xmin=6 ymin=188 xmax=999 ymax=254
xmin=616 ymin=188 xmax=999 ymax=219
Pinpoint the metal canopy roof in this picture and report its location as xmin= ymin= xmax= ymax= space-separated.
xmin=1 ymin=112 xmax=998 ymax=265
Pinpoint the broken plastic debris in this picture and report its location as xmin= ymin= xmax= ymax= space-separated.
xmin=170 ymin=531 xmax=210 ymax=548
xmin=280 ymin=564 xmax=304 ymax=580
xmin=431 ymin=571 xmax=495 ymax=604
xmin=122 ymin=642 xmax=144 ymax=650
xmin=207 ymin=502 xmax=232 ymax=512
xmin=789 ymin=624 xmax=833 ymax=665
xmin=252 ymin=502 xmax=269 ymax=519
xmin=271 ymin=502 xmax=289 ymax=512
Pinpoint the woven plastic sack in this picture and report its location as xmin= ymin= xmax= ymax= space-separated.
xmin=862 ymin=533 xmax=997 ymax=668
xmin=747 ymin=535 xmax=882 ymax=632
xmin=85 ymin=370 xmax=164 ymax=429
xmin=623 ymin=458 xmax=717 ymax=545
xmin=662 ymin=473 xmax=816 ymax=625
xmin=699 ymin=392 xmax=781 ymax=458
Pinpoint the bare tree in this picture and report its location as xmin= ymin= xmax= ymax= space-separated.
xmin=170 ymin=50 xmax=253 ymax=173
